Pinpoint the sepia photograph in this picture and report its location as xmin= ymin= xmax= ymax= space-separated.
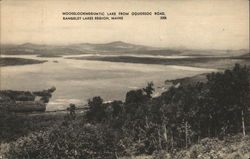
xmin=0 ymin=0 xmax=249 ymax=158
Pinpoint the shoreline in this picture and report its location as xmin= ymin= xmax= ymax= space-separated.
xmin=1 ymin=54 xmax=249 ymax=113
xmin=68 ymin=55 xmax=250 ymax=69
xmin=0 ymin=57 xmax=47 ymax=67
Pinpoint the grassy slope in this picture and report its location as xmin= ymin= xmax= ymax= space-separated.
xmin=120 ymin=134 xmax=250 ymax=159
xmin=167 ymin=134 xmax=250 ymax=159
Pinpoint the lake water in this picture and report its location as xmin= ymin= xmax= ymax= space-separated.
xmin=0 ymin=55 xmax=216 ymax=111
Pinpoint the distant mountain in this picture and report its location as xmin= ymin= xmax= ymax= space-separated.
xmin=1 ymin=41 xmax=248 ymax=57
xmin=1 ymin=41 xmax=155 ymax=56
xmin=67 ymin=41 xmax=155 ymax=53
xmin=1 ymin=43 xmax=83 ymax=56
xmin=20 ymin=43 xmax=46 ymax=48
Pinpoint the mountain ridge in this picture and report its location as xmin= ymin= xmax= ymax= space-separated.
xmin=1 ymin=41 xmax=249 ymax=57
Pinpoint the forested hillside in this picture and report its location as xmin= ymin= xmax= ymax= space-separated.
xmin=1 ymin=64 xmax=250 ymax=159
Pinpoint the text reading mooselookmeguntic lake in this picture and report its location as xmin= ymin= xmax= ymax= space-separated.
xmin=62 ymin=11 xmax=167 ymax=20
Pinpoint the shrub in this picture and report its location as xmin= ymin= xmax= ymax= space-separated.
xmin=6 ymin=121 xmax=124 ymax=159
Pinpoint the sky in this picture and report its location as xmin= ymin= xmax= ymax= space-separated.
xmin=1 ymin=0 xmax=249 ymax=50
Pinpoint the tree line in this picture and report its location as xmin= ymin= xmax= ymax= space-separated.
xmin=85 ymin=63 xmax=250 ymax=153
xmin=4 ymin=63 xmax=250 ymax=158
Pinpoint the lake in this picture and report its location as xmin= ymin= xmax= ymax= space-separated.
xmin=0 ymin=55 xmax=216 ymax=111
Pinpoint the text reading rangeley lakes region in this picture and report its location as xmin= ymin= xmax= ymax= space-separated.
xmin=62 ymin=12 xmax=167 ymax=20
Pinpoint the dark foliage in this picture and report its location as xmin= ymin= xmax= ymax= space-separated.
xmin=6 ymin=120 xmax=124 ymax=159
xmin=84 ymin=64 xmax=250 ymax=154
xmin=3 ymin=63 xmax=250 ymax=158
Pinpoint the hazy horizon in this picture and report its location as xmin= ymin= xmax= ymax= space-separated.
xmin=1 ymin=0 xmax=249 ymax=50
xmin=1 ymin=41 xmax=249 ymax=51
